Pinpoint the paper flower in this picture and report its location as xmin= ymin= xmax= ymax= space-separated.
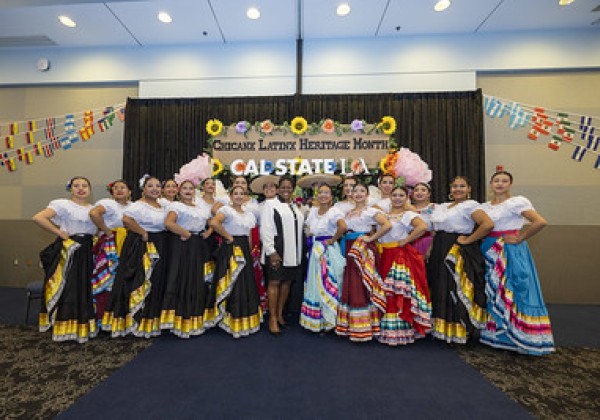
xmin=392 ymin=147 xmax=432 ymax=187
xmin=231 ymin=160 xmax=246 ymax=175
xmin=261 ymin=119 xmax=273 ymax=134
xmin=174 ymin=154 xmax=212 ymax=187
xmin=350 ymin=159 xmax=366 ymax=174
xmin=206 ymin=119 xmax=223 ymax=136
xmin=377 ymin=116 xmax=397 ymax=135
xmin=290 ymin=116 xmax=308 ymax=135
xmin=321 ymin=118 xmax=335 ymax=134
xmin=350 ymin=119 xmax=364 ymax=132
xmin=236 ymin=121 xmax=250 ymax=134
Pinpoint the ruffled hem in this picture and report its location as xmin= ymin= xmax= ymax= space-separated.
xmin=431 ymin=317 xmax=467 ymax=344
xmin=219 ymin=311 xmax=263 ymax=338
xmin=335 ymin=304 xmax=381 ymax=342
xmin=39 ymin=317 xmax=98 ymax=344
xmin=377 ymin=313 xmax=426 ymax=346
xmin=100 ymin=312 xmax=137 ymax=338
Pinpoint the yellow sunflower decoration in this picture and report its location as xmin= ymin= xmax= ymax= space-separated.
xmin=290 ymin=116 xmax=308 ymax=135
xmin=377 ymin=116 xmax=397 ymax=136
xmin=212 ymin=158 xmax=224 ymax=177
xmin=379 ymin=152 xmax=398 ymax=174
xmin=206 ymin=119 xmax=223 ymax=136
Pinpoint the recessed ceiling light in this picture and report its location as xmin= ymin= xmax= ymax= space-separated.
xmin=336 ymin=3 xmax=351 ymax=16
xmin=58 ymin=15 xmax=76 ymax=28
xmin=434 ymin=0 xmax=451 ymax=12
xmin=558 ymin=0 xmax=575 ymax=5
xmin=247 ymin=7 xmax=260 ymax=20
xmin=158 ymin=12 xmax=172 ymax=23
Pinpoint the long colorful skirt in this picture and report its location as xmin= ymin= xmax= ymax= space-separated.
xmin=480 ymin=235 xmax=555 ymax=355
xmin=426 ymin=231 xmax=487 ymax=344
xmin=411 ymin=231 xmax=433 ymax=257
xmin=206 ymin=236 xmax=262 ymax=338
xmin=91 ymin=227 xmax=127 ymax=324
xmin=160 ymin=232 xmax=216 ymax=338
xmin=101 ymin=232 xmax=161 ymax=337
xmin=377 ymin=242 xmax=432 ymax=346
xmin=39 ymin=235 xmax=97 ymax=343
xmin=336 ymin=236 xmax=386 ymax=342
xmin=300 ymin=237 xmax=345 ymax=332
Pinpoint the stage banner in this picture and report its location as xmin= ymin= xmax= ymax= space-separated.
xmin=208 ymin=118 xmax=396 ymax=176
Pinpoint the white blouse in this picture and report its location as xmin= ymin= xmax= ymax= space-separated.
xmin=218 ymin=197 xmax=261 ymax=224
xmin=345 ymin=206 xmax=381 ymax=233
xmin=379 ymin=211 xmax=419 ymax=243
xmin=124 ymin=201 xmax=167 ymax=232
xmin=333 ymin=200 xmax=354 ymax=215
xmin=479 ymin=196 xmax=534 ymax=231
xmin=305 ymin=206 xmax=344 ymax=237
xmin=218 ymin=206 xmax=256 ymax=236
xmin=48 ymin=199 xmax=96 ymax=235
xmin=93 ymin=198 xmax=130 ymax=230
xmin=168 ymin=201 xmax=211 ymax=233
xmin=157 ymin=197 xmax=175 ymax=209
xmin=373 ymin=197 xmax=391 ymax=213
xmin=430 ymin=200 xmax=480 ymax=234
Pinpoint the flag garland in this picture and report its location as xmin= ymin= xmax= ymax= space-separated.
xmin=484 ymin=95 xmax=600 ymax=170
xmin=0 ymin=103 xmax=125 ymax=172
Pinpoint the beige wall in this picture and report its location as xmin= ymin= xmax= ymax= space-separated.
xmin=478 ymin=72 xmax=600 ymax=303
xmin=0 ymin=84 xmax=137 ymax=285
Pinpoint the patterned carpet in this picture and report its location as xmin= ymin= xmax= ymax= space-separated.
xmin=0 ymin=325 xmax=153 ymax=419
xmin=2 ymin=324 xmax=599 ymax=419
xmin=457 ymin=343 xmax=600 ymax=419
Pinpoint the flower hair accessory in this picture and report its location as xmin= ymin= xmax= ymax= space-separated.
xmin=392 ymin=147 xmax=432 ymax=187
xmin=139 ymin=174 xmax=151 ymax=189
xmin=106 ymin=182 xmax=115 ymax=193
xmin=65 ymin=180 xmax=72 ymax=192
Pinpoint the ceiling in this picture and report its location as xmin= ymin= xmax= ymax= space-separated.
xmin=0 ymin=0 xmax=598 ymax=48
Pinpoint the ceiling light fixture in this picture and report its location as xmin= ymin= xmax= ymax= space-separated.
xmin=336 ymin=3 xmax=351 ymax=16
xmin=434 ymin=0 xmax=451 ymax=12
xmin=558 ymin=0 xmax=575 ymax=5
xmin=247 ymin=7 xmax=261 ymax=20
xmin=157 ymin=12 xmax=172 ymax=23
xmin=58 ymin=15 xmax=77 ymax=28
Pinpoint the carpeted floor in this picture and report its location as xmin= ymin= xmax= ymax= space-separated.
xmin=1 ymin=286 xmax=599 ymax=419
xmin=0 ymin=325 xmax=153 ymax=419
xmin=457 ymin=343 xmax=600 ymax=419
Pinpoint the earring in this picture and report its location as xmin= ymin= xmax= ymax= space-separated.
xmin=448 ymin=193 xmax=454 ymax=201
xmin=467 ymin=192 xmax=471 ymax=199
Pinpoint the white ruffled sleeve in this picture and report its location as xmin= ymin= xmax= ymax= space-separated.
xmin=509 ymin=196 xmax=535 ymax=215
xmin=48 ymin=199 xmax=68 ymax=220
xmin=463 ymin=200 xmax=481 ymax=216
xmin=123 ymin=202 xmax=143 ymax=219
xmin=401 ymin=211 xmax=419 ymax=227
xmin=217 ymin=205 xmax=233 ymax=221
xmin=328 ymin=207 xmax=344 ymax=224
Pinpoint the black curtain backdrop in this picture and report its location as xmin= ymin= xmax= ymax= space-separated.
xmin=122 ymin=90 xmax=484 ymax=203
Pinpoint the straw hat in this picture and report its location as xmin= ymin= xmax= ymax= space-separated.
xmin=297 ymin=174 xmax=342 ymax=189
xmin=249 ymin=175 xmax=280 ymax=194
